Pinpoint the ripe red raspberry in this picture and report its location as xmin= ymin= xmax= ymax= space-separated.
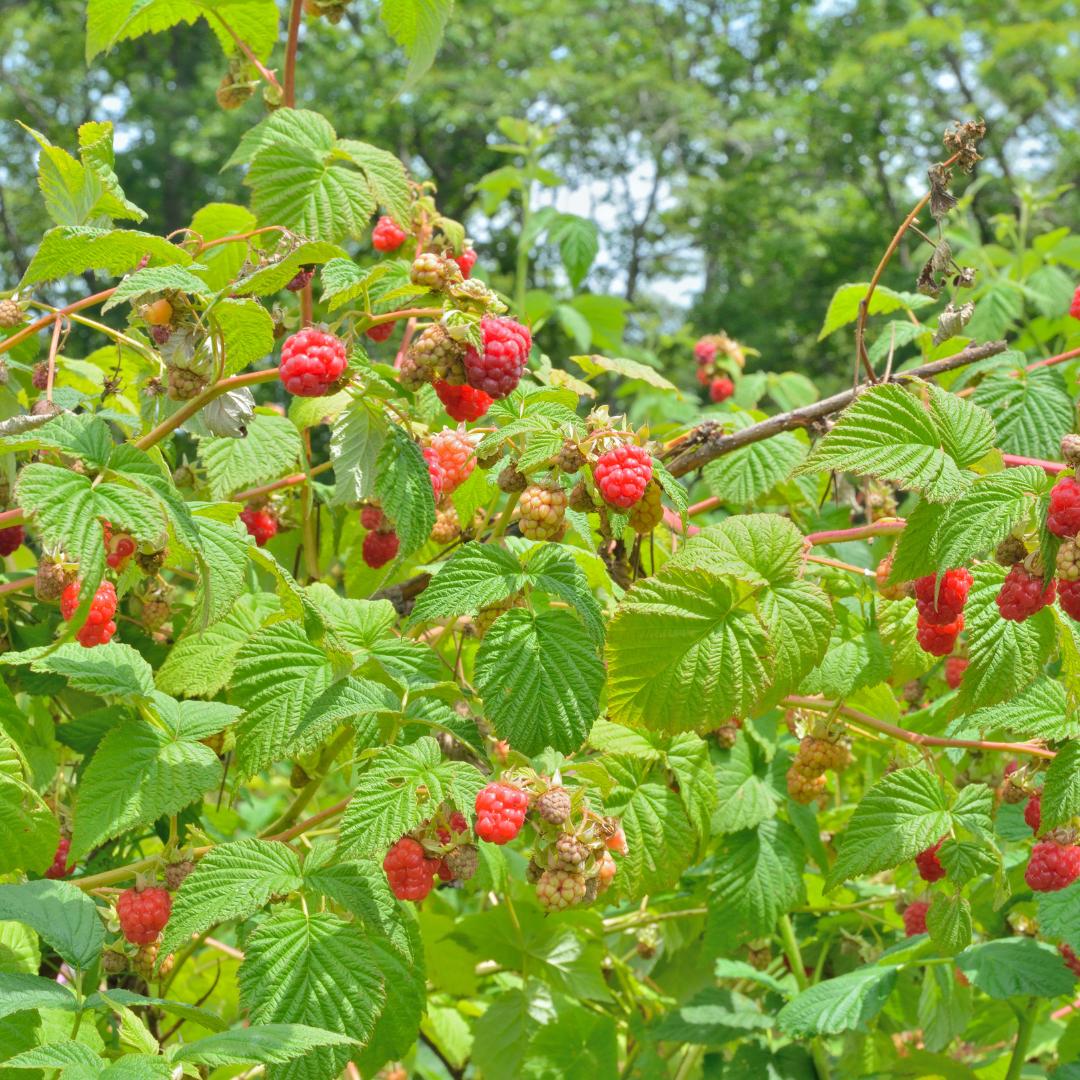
xmin=372 ymin=215 xmax=407 ymax=253
xmin=278 ymin=328 xmax=347 ymax=397
xmin=383 ymin=837 xmax=437 ymax=901
xmin=44 ymin=837 xmax=73 ymax=880
xmin=0 ymin=524 xmax=24 ymax=556
xmin=1071 ymin=285 xmax=1080 ymax=320
xmin=424 ymin=430 xmax=476 ymax=496
xmin=593 ymin=444 xmax=653 ymax=509
xmin=709 ymin=375 xmax=734 ymax=403
xmin=944 ymin=656 xmax=968 ymax=690
xmin=117 ymin=886 xmax=172 ymax=944
xmin=455 ymin=248 xmax=478 ymax=279
xmin=913 ymin=568 xmax=973 ymax=625
xmin=463 ymin=316 xmax=532 ymax=399
xmin=365 ymin=321 xmax=395 ymax=343
xmin=1026 ymin=840 xmax=1080 ymax=892
xmin=61 ymin=580 xmax=118 ymax=648
xmin=1048 ymin=477 xmax=1080 ymax=538
xmin=903 ymin=901 xmax=929 ymax=937
xmin=915 ymin=613 xmax=963 ymax=656
xmin=474 ymin=782 xmax=529 ymax=844
xmin=1025 ymin=791 xmax=1042 ymax=833
xmin=362 ymin=528 xmax=399 ymax=569
xmin=996 ymin=564 xmax=1056 ymax=621
xmin=694 ymin=338 xmax=718 ymax=364
xmin=360 ymin=505 xmax=384 ymax=531
xmin=240 ymin=507 xmax=278 ymax=547
xmin=1061 ymin=578 xmax=1080 ymax=621
xmin=434 ymin=380 xmax=492 ymax=423
xmin=915 ymin=839 xmax=947 ymax=882
xmin=1061 ymin=943 xmax=1080 ymax=978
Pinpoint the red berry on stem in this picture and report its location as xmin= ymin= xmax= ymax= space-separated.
xmin=423 ymin=430 xmax=476 ymax=496
xmin=915 ymin=839 xmax=947 ymax=882
xmin=240 ymin=507 xmax=278 ymax=547
xmin=383 ymin=837 xmax=437 ymax=901
xmin=372 ymin=216 xmax=407 ymax=253
xmin=474 ymin=782 xmax=529 ymax=844
xmin=1061 ymin=578 xmax=1080 ymax=621
xmin=1026 ymin=840 xmax=1080 ymax=892
xmin=44 ymin=837 xmax=73 ymax=880
xmin=915 ymin=613 xmax=963 ymax=656
xmin=366 ymin=321 xmax=396 ymax=343
xmin=945 ymin=656 xmax=968 ymax=690
xmin=278 ymin=328 xmax=347 ymax=397
xmin=1025 ymin=791 xmax=1042 ymax=833
xmin=362 ymin=528 xmax=399 ymax=569
xmin=1048 ymin=477 xmax=1080 ymax=538
xmin=463 ymin=316 xmax=532 ymax=399
xmin=593 ymin=444 xmax=653 ymax=509
xmin=455 ymin=248 xmax=478 ymax=279
xmin=1071 ymin=285 xmax=1080 ymax=320
xmin=903 ymin=901 xmax=929 ymax=936
xmin=0 ymin=524 xmax=24 ymax=556
xmin=360 ymin=506 xmax=384 ymax=531
xmin=61 ymin=580 xmax=118 ymax=648
xmin=434 ymin=380 xmax=493 ymax=423
xmin=694 ymin=339 xmax=718 ymax=364
xmin=996 ymin=564 xmax=1056 ymax=621
xmin=913 ymin=568 xmax=973 ymax=625
xmin=117 ymin=886 xmax=172 ymax=944
xmin=709 ymin=375 xmax=734 ymax=403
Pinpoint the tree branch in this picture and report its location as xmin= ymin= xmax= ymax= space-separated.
xmin=661 ymin=339 xmax=1009 ymax=478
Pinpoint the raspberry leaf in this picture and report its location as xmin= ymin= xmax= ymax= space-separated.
xmin=826 ymin=767 xmax=950 ymax=889
xmin=100 ymin=265 xmax=212 ymax=312
xmin=337 ymin=736 xmax=484 ymax=857
xmin=0 ymin=732 xmax=60 ymax=876
xmin=955 ymin=938 xmax=1076 ymax=999
xmin=704 ymin=430 xmax=806 ymax=504
xmin=31 ymin=641 xmax=154 ymax=702
xmin=229 ymin=621 xmax=337 ymax=776
xmin=817 ymin=281 xmax=933 ymax=341
xmin=213 ymin=299 xmax=275 ymax=376
xmin=199 ymin=412 xmax=302 ymax=500
xmin=21 ymin=226 xmax=190 ymax=287
xmin=1041 ymin=740 xmax=1080 ymax=833
xmin=375 ymin=423 xmax=436 ymax=557
xmin=189 ymin=203 xmax=258 ymax=291
xmin=475 ymin=608 xmax=603 ymax=754
xmin=170 ymin=1024 xmax=358 ymax=1067
xmin=778 ymin=965 xmax=899 ymax=1036
xmin=159 ymin=839 xmax=303 ymax=956
xmin=238 ymin=908 xmax=385 ymax=1074
xmin=380 ymin=0 xmax=454 ymax=89
xmin=797 ymin=383 xmax=992 ymax=502
xmin=0 ymin=880 xmax=104 ymax=971
xmin=713 ymin=733 xmax=782 ymax=835
xmin=602 ymin=755 xmax=696 ymax=895
xmin=950 ymin=677 xmax=1073 ymax=741
xmin=927 ymin=893 xmax=972 ymax=954
xmin=707 ymin=820 xmax=806 ymax=949
xmin=330 ymin=400 xmax=389 ymax=506
xmin=973 ymin=366 xmax=1075 ymax=460
xmin=409 ymin=542 xmax=523 ymax=624
xmin=188 ymin=511 xmax=251 ymax=630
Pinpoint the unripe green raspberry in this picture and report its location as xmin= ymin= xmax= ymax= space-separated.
xmin=628 ymin=481 xmax=663 ymax=534
xmin=519 ymin=482 xmax=568 ymax=541
xmin=1058 ymin=538 xmax=1080 ymax=582
xmin=535 ymin=787 xmax=571 ymax=825
xmin=536 ymin=868 xmax=587 ymax=911
xmin=410 ymin=253 xmax=461 ymax=292
xmin=407 ymin=324 xmax=467 ymax=387
xmin=1062 ymin=434 xmax=1080 ymax=469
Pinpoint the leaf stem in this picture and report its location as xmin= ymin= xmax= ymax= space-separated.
xmin=283 ymin=0 xmax=303 ymax=107
xmin=778 ymin=914 xmax=832 ymax=1080
xmin=260 ymin=728 xmax=353 ymax=836
xmin=0 ymin=288 xmax=116 ymax=358
xmin=1005 ymin=1000 xmax=1035 ymax=1080
xmin=233 ymin=461 xmax=333 ymax=503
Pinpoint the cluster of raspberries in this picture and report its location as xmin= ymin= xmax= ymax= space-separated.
xmin=912 ymin=568 xmax=972 ymax=656
xmin=382 ymin=775 xmax=622 ymax=913
xmin=693 ymin=333 xmax=743 ymax=403
xmin=359 ymin=505 xmax=399 ymax=569
xmin=785 ymin=730 xmax=851 ymax=805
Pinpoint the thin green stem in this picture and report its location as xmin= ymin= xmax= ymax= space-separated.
xmin=262 ymin=728 xmax=353 ymax=836
xmin=778 ymin=915 xmax=831 ymax=1080
xmin=1005 ymin=1000 xmax=1035 ymax=1080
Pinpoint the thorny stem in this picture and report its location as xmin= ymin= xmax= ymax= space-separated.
xmin=44 ymin=313 xmax=64 ymax=402
xmin=0 ymin=288 xmax=116 ymax=357
xmin=134 ymin=368 xmax=279 ymax=450
xmin=805 ymin=520 xmax=906 ymax=545
xmin=784 ymin=696 xmax=1054 ymax=759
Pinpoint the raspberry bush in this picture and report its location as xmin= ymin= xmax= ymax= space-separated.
xmin=0 ymin=11 xmax=1079 ymax=1079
